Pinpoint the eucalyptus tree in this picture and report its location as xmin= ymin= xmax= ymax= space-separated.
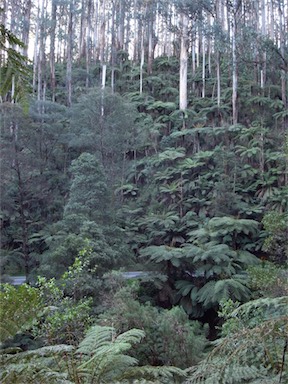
xmin=231 ymin=0 xmax=240 ymax=124
xmin=49 ymin=0 xmax=57 ymax=101
xmin=277 ymin=0 xmax=288 ymax=129
xmin=159 ymin=0 xmax=212 ymax=115
xmin=179 ymin=11 xmax=188 ymax=111
xmin=66 ymin=0 xmax=76 ymax=106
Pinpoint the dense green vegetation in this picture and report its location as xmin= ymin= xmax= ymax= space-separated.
xmin=1 ymin=0 xmax=288 ymax=381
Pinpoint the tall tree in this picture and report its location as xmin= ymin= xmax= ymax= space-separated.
xmin=50 ymin=0 xmax=57 ymax=102
xmin=66 ymin=0 xmax=74 ymax=106
xmin=179 ymin=12 xmax=188 ymax=112
xmin=231 ymin=0 xmax=240 ymax=124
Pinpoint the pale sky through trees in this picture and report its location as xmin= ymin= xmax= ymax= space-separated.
xmin=4 ymin=0 xmax=288 ymax=61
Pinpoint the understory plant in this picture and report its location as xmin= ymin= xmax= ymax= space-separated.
xmin=186 ymin=296 xmax=288 ymax=384
xmin=0 ymin=325 xmax=186 ymax=384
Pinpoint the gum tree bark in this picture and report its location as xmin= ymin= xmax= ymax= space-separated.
xmin=179 ymin=12 xmax=188 ymax=112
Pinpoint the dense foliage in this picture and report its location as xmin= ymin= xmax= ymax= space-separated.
xmin=0 ymin=0 xmax=287 ymax=382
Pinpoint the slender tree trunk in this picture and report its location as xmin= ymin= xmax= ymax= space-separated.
xmin=33 ymin=4 xmax=40 ymax=94
xmin=147 ymin=16 xmax=154 ymax=75
xmin=125 ymin=4 xmax=131 ymax=52
xmin=22 ymin=0 xmax=32 ymax=57
xmin=278 ymin=0 xmax=287 ymax=130
xmin=79 ymin=0 xmax=87 ymax=60
xmin=0 ymin=1 xmax=6 ymax=74
xmin=85 ymin=0 xmax=92 ymax=88
xmin=202 ymin=33 xmax=205 ymax=98
xmin=50 ymin=0 xmax=57 ymax=102
xmin=37 ymin=0 xmax=47 ymax=102
xmin=11 ymin=75 xmax=15 ymax=102
xmin=207 ymin=14 xmax=211 ymax=76
xmin=67 ymin=0 xmax=73 ymax=107
xmin=179 ymin=13 xmax=188 ymax=113
xmin=101 ymin=64 xmax=106 ymax=116
xmin=215 ymin=0 xmax=222 ymax=108
xmin=191 ymin=38 xmax=196 ymax=92
xmin=260 ymin=0 xmax=267 ymax=90
xmin=93 ymin=0 xmax=100 ymax=61
xmin=111 ymin=0 xmax=116 ymax=92
xmin=117 ymin=0 xmax=125 ymax=50
xmin=232 ymin=0 xmax=239 ymax=125
xmin=140 ymin=31 xmax=144 ymax=94
xmin=216 ymin=50 xmax=221 ymax=107
xmin=269 ymin=0 xmax=275 ymax=40
xmin=133 ymin=0 xmax=138 ymax=61
xmin=11 ymin=120 xmax=30 ymax=278
xmin=196 ymin=24 xmax=200 ymax=69
xmin=100 ymin=63 xmax=106 ymax=164
xmin=99 ymin=0 xmax=106 ymax=64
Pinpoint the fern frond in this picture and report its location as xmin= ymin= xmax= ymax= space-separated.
xmin=186 ymin=360 xmax=269 ymax=384
xmin=119 ymin=365 xmax=186 ymax=382
xmin=76 ymin=325 xmax=115 ymax=354
xmin=115 ymin=328 xmax=145 ymax=345
xmin=231 ymin=296 xmax=288 ymax=320
xmin=140 ymin=245 xmax=185 ymax=267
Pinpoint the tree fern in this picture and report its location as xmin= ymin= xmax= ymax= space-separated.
xmin=186 ymin=298 xmax=288 ymax=383
xmin=1 ymin=325 xmax=186 ymax=383
xmin=208 ymin=217 xmax=259 ymax=238
xmin=152 ymin=147 xmax=186 ymax=166
xmin=0 ymin=345 xmax=74 ymax=384
xmin=76 ymin=325 xmax=185 ymax=383
xmin=186 ymin=361 xmax=270 ymax=384
xmin=230 ymin=296 xmax=288 ymax=321
xmin=146 ymin=100 xmax=177 ymax=112
xmin=176 ymin=277 xmax=251 ymax=310
xmin=140 ymin=245 xmax=185 ymax=267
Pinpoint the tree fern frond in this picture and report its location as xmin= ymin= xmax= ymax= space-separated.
xmin=77 ymin=326 xmax=145 ymax=379
xmin=231 ymin=296 xmax=288 ymax=320
xmin=197 ymin=281 xmax=217 ymax=307
xmin=208 ymin=217 xmax=259 ymax=238
xmin=197 ymin=279 xmax=251 ymax=308
xmin=1 ymin=344 xmax=74 ymax=364
xmin=0 ymin=361 xmax=73 ymax=384
xmin=152 ymin=147 xmax=186 ymax=165
xmin=236 ymin=250 xmax=259 ymax=265
xmin=186 ymin=360 xmax=269 ymax=384
xmin=77 ymin=325 xmax=115 ymax=354
xmin=119 ymin=365 xmax=186 ymax=382
xmin=140 ymin=245 xmax=185 ymax=267
xmin=115 ymin=328 xmax=145 ymax=345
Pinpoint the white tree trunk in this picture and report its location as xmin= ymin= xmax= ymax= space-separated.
xmin=140 ymin=32 xmax=144 ymax=94
xmin=101 ymin=63 xmax=106 ymax=117
xmin=179 ymin=13 xmax=188 ymax=111
xmin=50 ymin=0 xmax=57 ymax=101
xmin=202 ymin=34 xmax=205 ymax=98
xmin=232 ymin=0 xmax=238 ymax=125
xmin=216 ymin=50 xmax=221 ymax=107
xmin=67 ymin=0 xmax=73 ymax=107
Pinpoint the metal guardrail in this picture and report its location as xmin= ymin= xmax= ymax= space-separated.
xmin=4 ymin=272 xmax=149 ymax=286
xmin=5 ymin=276 xmax=27 ymax=285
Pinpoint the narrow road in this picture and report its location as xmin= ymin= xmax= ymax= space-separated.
xmin=5 ymin=272 xmax=148 ymax=286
